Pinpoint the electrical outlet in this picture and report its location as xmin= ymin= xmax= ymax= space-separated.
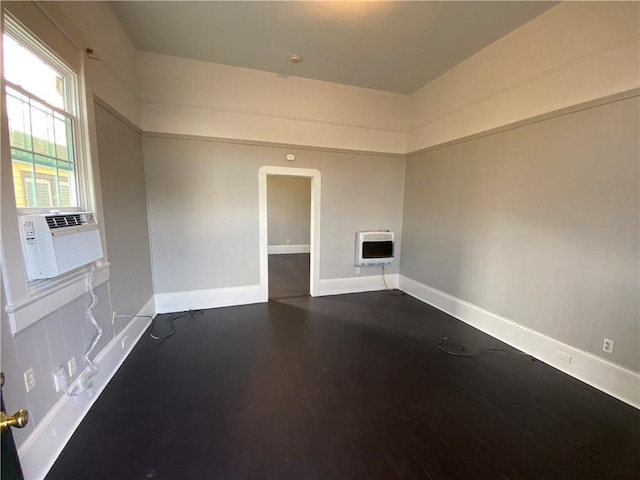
xmin=355 ymin=267 xmax=361 ymax=275
xmin=602 ymin=338 xmax=614 ymax=354
xmin=556 ymin=350 xmax=572 ymax=364
xmin=53 ymin=366 xmax=69 ymax=393
xmin=68 ymin=357 xmax=77 ymax=376
xmin=24 ymin=368 xmax=36 ymax=392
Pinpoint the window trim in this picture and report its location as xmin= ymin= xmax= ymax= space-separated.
xmin=1 ymin=9 xmax=106 ymax=333
xmin=5 ymin=80 xmax=83 ymax=213
xmin=3 ymin=15 xmax=87 ymax=214
xmin=3 ymin=14 xmax=77 ymax=115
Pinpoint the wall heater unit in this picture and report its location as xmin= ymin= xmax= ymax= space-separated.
xmin=355 ymin=231 xmax=394 ymax=267
xmin=20 ymin=213 xmax=103 ymax=280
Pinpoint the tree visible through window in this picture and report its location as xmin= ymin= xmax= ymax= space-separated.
xmin=3 ymin=22 xmax=79 ymax=209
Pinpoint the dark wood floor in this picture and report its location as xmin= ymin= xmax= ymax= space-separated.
xmin=46 ymin=292 xmax=639 ymax=480
xmin=268 ymin=253 xmax=310 ymax=299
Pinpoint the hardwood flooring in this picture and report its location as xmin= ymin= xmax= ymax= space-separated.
xmin=268 ymin=253 xmax=310 ymax=300
xmin=46 ymin=291 xmax=639 ymax=480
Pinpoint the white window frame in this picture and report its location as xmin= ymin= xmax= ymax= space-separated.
xmin=1 ymin=9 xmax=106 ymax=334
xmin=3 ymin=14 xmax=90 ymax=215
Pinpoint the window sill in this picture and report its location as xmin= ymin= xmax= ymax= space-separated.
xmin=5 ymin=263 xmax=110 ymax=335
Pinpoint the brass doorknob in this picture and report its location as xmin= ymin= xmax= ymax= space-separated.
xmin=0 ymin=409 xmax=29 ymax=431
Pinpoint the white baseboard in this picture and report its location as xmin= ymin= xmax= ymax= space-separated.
xmin=154 ymin=284 xmax=264 ymax=313
xmin=399 ymin=275 xmax=640 ymax=409
xmin=18 ymin=296 xmax=156 ymax=480
xmin=268 ymin=244 xmax=310 ymax=254
xmin=316 ymin=273 xmax=399 ymax=297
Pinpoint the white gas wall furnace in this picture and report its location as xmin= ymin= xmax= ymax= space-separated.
xmin=355 ymin=231 xmax=394 ymax=267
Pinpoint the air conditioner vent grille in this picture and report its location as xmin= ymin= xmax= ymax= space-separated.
xmin=45 ymin=214 xmax=87 ymax=229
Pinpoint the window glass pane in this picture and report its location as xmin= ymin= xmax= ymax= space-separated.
xmin=3 ymin=27 xmax=79 ymax=210
xmin=59 ymin=181 xmax=71 ymax=207
xmin=6 ymin=88 xmax=33 ymax=150
xmin=12 ymin=150 xmax=34 ymax=208
xmin=54 ymin=116 xmax=70 ymax=161
xmin=30 ymin=100 xmax=57 ymax=157
xmin=6 ymin=90 xmax=78 ymax=208
xmin=24 ymin=177 xmax=53 ymax=207
xmin=2 ymin=34 xmax=65 ymax=109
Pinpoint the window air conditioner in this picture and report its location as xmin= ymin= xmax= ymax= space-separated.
xmin=20 ymin=213 xmax=104 ymax=280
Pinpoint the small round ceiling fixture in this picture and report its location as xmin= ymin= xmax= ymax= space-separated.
xmin=290 ymin=54 xmax=303 ymax=64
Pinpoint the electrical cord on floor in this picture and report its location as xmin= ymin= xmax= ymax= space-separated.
xmin=149 ymin=309 xmax=204 ymax=341
xmin=438 ymin=337 xmax=535 ymax=360
xmin=381 ymin=265 xmax=389 ymax=290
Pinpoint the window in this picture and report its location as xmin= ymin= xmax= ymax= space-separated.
xmin=3 ymin=17 xmax=80 ymax=210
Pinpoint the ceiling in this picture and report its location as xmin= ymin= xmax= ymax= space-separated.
xmin=111 ymin=1 xmax=557 ymax=95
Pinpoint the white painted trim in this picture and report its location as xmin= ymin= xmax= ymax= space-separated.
xmin=154 ymin=284 xmax=263 ymax=314
xmin=316 ymin=273 xmax=399 ymax=297
xmin=144 ymin=131 xmax=406 ymax=159
xmin=268 ymin=244 xmax=310 ymax=255
xmin=259 ymin=166 xmax=321 ymax=299
xmin=6 ymin=264 xmax=110 ymax=335
xmin=17 ymin=296 xmax=156 ymax=480
xmin=399 ymin=275 xmax=640 ymax=409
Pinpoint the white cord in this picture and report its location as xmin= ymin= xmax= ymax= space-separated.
xmin=83 ymin=265 xmax=102 ymax=374
xmin=67 ymin=265 xmax=102 ymax=400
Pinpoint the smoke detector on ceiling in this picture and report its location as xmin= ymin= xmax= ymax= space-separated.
xmin=290 ymin=54 xmax=303 ymax=64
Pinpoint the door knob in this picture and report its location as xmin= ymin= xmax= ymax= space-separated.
xmin=0 ymin=409 xmax=29 ymax=431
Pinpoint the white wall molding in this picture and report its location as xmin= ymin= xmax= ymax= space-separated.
xmin=259 ymin=166 xmax=321 ymax=300
xmin=137 ymin=51 xmax=408 ymax=154
xmin=143 ymin=131 xmax=406 ymax=159
xmin=17 ymin=296 xmax=156 ymax=480
xmin=406 ymin=89 xmax=639 ymax=157
xmin=154 ymin=284 xmax=263 ymax=314
xmin=317 ymin=273 xmax=399 ymax=297
xmin=140 ymin=102 xmax=407 ymax=155
xmin=399 ymin=275 xmax=640 ymax=409
xmin=268 ymin=244 xmax=310 ymax=255
xmin=407 ymin=3 xmax=640 ymax=152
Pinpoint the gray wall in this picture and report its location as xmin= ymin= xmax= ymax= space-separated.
xmin=94 ymin=101 xmax=154 ymax=316
xmin=0 ymin=101 xmax=154 ymax=449
xmin=400 ymin=96 xmax=639 ymax=371
xmin=144 ymin=136 xmax=405 ymax=294
xmin=1 ymin=280 xmax=114 ymax=448
xmin=267 ymin=176 xmax=311 ymax=247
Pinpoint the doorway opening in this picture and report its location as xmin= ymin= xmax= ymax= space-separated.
xmin=267 ymin=176 xmax=311 ymax=299
xmin=258 ymin=166 xmax=321 ymax=302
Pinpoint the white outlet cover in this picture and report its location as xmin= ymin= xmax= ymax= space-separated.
xmin=53 ymin=366 xmax=69 ymax=393
xmin=24 ymin=368 xmax=36 ymax=392
xmin=556 ymin=350 xmax=572 ymax=364
xmin=602 ymin=338 xmax=615 ymax=354
xmin=68 ymin=357 xmax=77 ymax=376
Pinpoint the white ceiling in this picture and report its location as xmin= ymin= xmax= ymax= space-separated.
xmin=111 ymin=1 xmax=557 ymax=95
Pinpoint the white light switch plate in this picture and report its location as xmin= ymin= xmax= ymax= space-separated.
xmin=68 ymin=357 xmax=77 ymax=376
xmin=24 ymin=368 xmax=36 ymax=392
